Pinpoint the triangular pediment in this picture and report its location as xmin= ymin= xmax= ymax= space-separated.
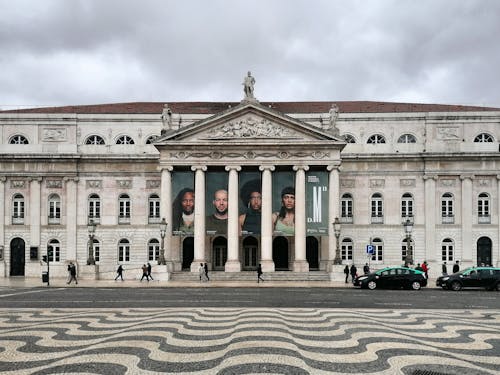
xmin=155 ymin=101 xmax=344 ymax=143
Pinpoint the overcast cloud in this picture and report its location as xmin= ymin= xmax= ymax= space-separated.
xmin=1 ymin=0 xmax=500 ymax=109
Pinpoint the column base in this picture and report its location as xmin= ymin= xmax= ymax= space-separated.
xmin=329 ymin=264 xmax=347 ymax=281
xmin=224 ymin=260 xmax=241 ymax=272
xmin=151 ymin=264 xmax=170 ymax=281
xmin=260 ymin=259 xmax=275 ymax=273
xmin=79 ymin=264 xmax=100 ymax=280
xmin=293 ymin=260 xmax=309 ymax=272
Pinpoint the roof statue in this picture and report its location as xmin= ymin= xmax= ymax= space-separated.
xmin=328 ymin=103 xmax=340 ymax=135
xmin=161 ymin=104 xmax=173 ymax=133
xmin=242 ymin=71 xmax=257 ymax=101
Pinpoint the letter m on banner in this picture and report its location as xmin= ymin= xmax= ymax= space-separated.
xmin=306 ymin=172 xmax=328 ymax=235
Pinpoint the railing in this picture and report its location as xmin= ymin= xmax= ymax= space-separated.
xmin=371 ymin=215 xmax=384 ymax=224
xmin=12 ymin=216 xmax=24 ymax=224
xmin=340 ymin=216 xmax=353 ymax=224
xmin=441 ymin=215 xmax=454 ymax=224
xmin=48 ymin=216 xmax=60 ymax=225
xmin=148 ymin=216 xmax=161 ymax=224
xmin=118 ymin=216 xmax=130 ymax=224
xmin=478 ymin=215 xmax=491 ymax=224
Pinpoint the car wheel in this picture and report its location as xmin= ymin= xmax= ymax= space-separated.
xmin=451 ymin=281 xmax=462 ymax=291
xmin=411 ymin=281 xmax=421 ymax=290
xmin=367 ymin=281 xmax=377 ymax=290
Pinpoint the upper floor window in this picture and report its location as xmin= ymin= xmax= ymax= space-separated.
xmin=48 ymin=194 xmax=61 ymax=224
xmin=116 ymin=135 xmax=135 ymax=145
xmin=85 ymin=135 xmax=105 ymax=145
xmin=442 ymin=238 xmax=454 ymax=262
xmin=149 ymin=194 xmax=160 ymax=223
xmin=145 ymin=135 xmax=159 ymax=144
xmin=341 ymin=238 xmax=353 ymax=261
xmin=118 ymin=194 xmax=131 ymax=223
xmin=343 ymin=134 xmax=356 ymax=143
xmin=397 ymin=134 xmax=417 ymax=143
xmin=12 ymin=193 xmax=24 ymax=224
xmin=478 ymin=192 xmax=490 ymax=223
xmin=371 ymin=238 xmax=383 ymax=262
xmin=47 ymin=239 xmax=60 ymax=262
xmin=371 ymin=193 xmax=383 ymax=223
xmin=401 ymin=193 xmax=414 ymax=219
xmin=367 ymin=134 xmax=386 ymax=144
xmin=441 ymin=193 xmax=454 ymax=223
xmin=88 ymin=194 xmax=101 ymax=221
xmin=9 ymin=135 xmax=29 ymax=144
xmin=341 ymin=193 xmax=353 ymax=223
xmin=474 ymin=133 xmax=494 ymax=142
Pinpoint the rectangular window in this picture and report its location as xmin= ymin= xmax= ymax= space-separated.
xmin=341 ymin=243 xmax=353 ymax=260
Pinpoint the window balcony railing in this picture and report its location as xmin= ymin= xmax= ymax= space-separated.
xmin=340 ymin=216 xmax=353 ymax=224
xmin=148 ymin=216 xmax=161 ymax=224
xmin=478 ymin=215 xmax=491 ymax=224
xmin=118 ymin=216 xmax=130 ymax=224
xmin=48 ymin=216 xmax=61 ymax=225
xmin=371 ymin=215 xmax=384 ymax=224
xmin=12 ymin=216 xmax=24 ymax=225
xmin=88 ymin=215 xmax=101 ymax=224
xmin=441 ymin=215 xmax=454 ymax=224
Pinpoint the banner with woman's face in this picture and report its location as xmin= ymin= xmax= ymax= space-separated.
xmin=239 ymin=171 xmax=262 ymax=235
xmin=172 ymin=171 xmax=194 ymax=236
xmin=205 ymin=172 xmax=228 ymax=235
xmin=272 ymin=171 xmax=295 ymax=236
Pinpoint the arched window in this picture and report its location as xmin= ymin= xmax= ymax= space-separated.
xmin=118 ymin=239 xmax=130 ymax=262
xmin=12 ymin=193 xmax=24 ymax=224
xmin=118 ymin=194 xmax=131 ymax=224
xmin=441 ymin=193 xmax=454 ymax=223
xmin=371 ymin=193 xmax=383 ymax=223
xmin=9 ymin=135 xmax=29 ymax=144
xmin=47 ymin=239 xmax=60 ymax=262
xmin=371 ymin=238 xmax=383 ymax=262
xmin=441 ymin=238 xmax=454 ymax=262
xmin=478 ymin=192 xmax=490 ymax=224
xmin=474 ymin=133 xmax=494 ymax=142
xmin=397 ymin=134 xmax=417 ymax=143
xmin=145 ymin=135 xmax=159 ymax=144
xmin=367 ymin=134 xmax=386 ymax=144
xmin=148 ymin=238 xmax=160 ymax=261
xmin=148 ymin=194 xmax=160 ymax=223
xmin=343 ymin=134 xmax=356 ymax=143
xmin=401 ymin=238 xmax=413 ymax=262
xmin=88 ymin=194 xmax=101 ymax=222
xmin=85 ymin=135 xmax=105 ymax=145
xmin=116 ymin=135 xmax=135 ymax=144
xmin=48 ymin=194 xmax=61 ymax=224
xmin=91 ymin=238 xmax=100 ymax=262
xmin=341 ymin=193 xmax=353 ymax=222
xmin=401 ymin=193 xmax=414 ymax=219
xmin=341 ymin=238 xmax=353 ymax=261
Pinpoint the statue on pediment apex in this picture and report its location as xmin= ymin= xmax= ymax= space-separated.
xmin=242 ymin=71 xmax=256 ymax=100
xmin=161 ymin=104 xmax=173 ymax=130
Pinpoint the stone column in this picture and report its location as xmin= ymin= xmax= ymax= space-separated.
xmin=423 ymin=175 xmax=437 ymax=263
xmin=225 ymin=165 xmax=241 ymax=272
xmin=160 ymin=166 xmax=174 ymax=270
xmin=64 ymin=177 xmax=78 ymax=261
xmin=460 ymin=174 xmax=474 ymax=263
xmin=327 ymin=165 xmax=340 ymax=270
xmin=191 ymin=165 xmax=207 ymax=272
xmin=293 ymin=165 xmax=309 ymax=272
xmin=0 ymin=178 xmax=5 ymax=271
xmin=29 ymin=178 xmax=42 ymax=248
xmin=497 ymin=175 xmax=500 ymax=267
xmin=259 ymin=165 xmax=275 ymax=272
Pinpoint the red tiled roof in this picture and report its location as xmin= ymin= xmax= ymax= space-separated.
xmin=1 ymin=101 xmax=498 ymax=114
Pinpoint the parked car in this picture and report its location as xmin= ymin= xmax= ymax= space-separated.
xmin=436 ymin=267 xmax=500 ymax=291
xmin=354 ymin=267 xmax=427 ymax=290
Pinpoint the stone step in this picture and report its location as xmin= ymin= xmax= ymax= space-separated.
xmin=170 ymin=271 xmax=330 ymax=282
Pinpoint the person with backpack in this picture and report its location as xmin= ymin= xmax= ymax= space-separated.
xmin=115 ymin=265 xmax=124 ymax=281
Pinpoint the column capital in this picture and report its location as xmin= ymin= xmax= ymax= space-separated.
xmin=496 ymin=174 xmax=500 ymax=181
xmin=225 ymin=165 xmax=242 ymax=172
xmin=63 ymin=177 xmax=79 ymax=183
xmin=293 ymin=165 xmax=309 ymax=172
xmin=29 ymin=177 xmax=43 ymax=183
xmin=423 ymin=174 xmax=438 ymax=181
xmin=327 ymin=164 xmax=341 ymax=172
xmin=459 ymin=174 xmax=475 ymax=181
xmin=161 ymin=165 xmax=174 ymax=172
xmin=0 ymin=176 xmax=6 ymax=183
xmin=191 ymin=165 xmax=207 ymax=172
xmin=259 ymin=165 xmax=275 ymax=172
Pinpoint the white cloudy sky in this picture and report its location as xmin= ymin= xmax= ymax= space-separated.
xmin=1 ymin=0 xmax=500 ymax=109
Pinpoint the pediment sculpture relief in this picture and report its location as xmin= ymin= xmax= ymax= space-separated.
xmin=204 ymin=117 xmax=299 ymax=139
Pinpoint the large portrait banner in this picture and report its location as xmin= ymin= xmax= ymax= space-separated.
xmin=239 ymin=171 xmax=262 ymax=236
xmin=172 ymin=171 xmax=194 ymax=236
xmin=205 ymin=172 xmax=228 ymax=235
xmin=272 ymin=171 xmax=295 ymax=236
xmin=306 ymin=171 xmax=328 ymax=235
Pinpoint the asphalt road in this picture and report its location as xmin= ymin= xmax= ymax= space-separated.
xmin=0 ymin=287 xmax=498 ymax=309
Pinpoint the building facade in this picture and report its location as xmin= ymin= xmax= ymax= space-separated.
xmin=1 ymin=87 xmax=500 ymax=280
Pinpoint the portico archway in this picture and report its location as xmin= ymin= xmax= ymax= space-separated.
xmin=273 ymin=236 xmax=289 ymax=270
xmin=212 ymin=236 xmax=227 ymax=270
xmin=243 ymin=236 xmax=258 ymax=270
xmin=477 ymin=237 xmax=492 ymax=266
xmin=182 ymin=237 xmax=194 ymax=270
xmin=10 ymin=238 xmax=25 ymax=276
xmin=306 ymin=236 xmax=319 ymax=269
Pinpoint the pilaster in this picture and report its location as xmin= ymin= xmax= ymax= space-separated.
xmin=64 ymin=177 xmax=78 ymax=261
xmin=160 ymin=166 xmax=175 ymax=270
xmin=327 ymin=165 xmax=340 ymax=270
xmin=423 ymin=175 xmax=437 ymax=262
xmin=460 ymin=174 xmax=474 ymax=263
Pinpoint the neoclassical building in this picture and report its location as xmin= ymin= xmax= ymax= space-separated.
xmin=1 ymin=81 xmax=499 ymax=280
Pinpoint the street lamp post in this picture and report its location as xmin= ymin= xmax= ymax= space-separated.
xmin=86 ymin=218 xmax=96 ymax=265
xmin=158 ymin=218 xmax=167 ymax=265
xmin=333 ymin=217 xmax=342 ymax=265
xmin=403 ymin=218 xmax=414 ymax=265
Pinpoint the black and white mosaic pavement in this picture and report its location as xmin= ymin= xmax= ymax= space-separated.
xmin=0 ymin=308 xmax=498 ymax=374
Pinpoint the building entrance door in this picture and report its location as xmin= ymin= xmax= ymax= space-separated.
xmin=477 ymin=237 xmax=492 ymax=266
xmin=243 ymin=236 xmax=258 ymax=270
xmin=10 ymin=238 xmax=25 ymax=276
xmin=182 ymin=237 xmax=194 ymax=270
xmin=273 ymin=236 xmax=289 ymax=270
xmin=306 ymin=236 xmax=319 ymax=269
xmin=213 ymin=236 xmax=227 ymax=270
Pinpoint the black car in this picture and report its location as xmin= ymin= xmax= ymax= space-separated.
xmin=436 ymin=267 xmax=500 ymax=291
xmin=354 ymin=266 xmax=427 ymax=290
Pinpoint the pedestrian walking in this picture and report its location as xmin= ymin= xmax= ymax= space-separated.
xmin=204 ymin=263 xmax=210 ymax=281
xmin=115 ymin=265 xmax=124 ymax=281
xmin=452 ymin=260 xmax=460 ymax=273
xmin=140 ymin=264 xmax=149 ymax=281
xmin=344 ymin=265 xmax=349 ymax=283
xmin=422 ymin=261 xmax=429 ymax=279
xmin=442 ymin=262 xmax=448 ymax=275
xmin=363 ymin=263 xmax=370 ymax=274
xmin=67 ymin=262 xmax=78 ymax=284
xmin=199 ymin=263 xmax=205 ymax=282
xmin=350 ymin=264 xmax=357 ymax=283
xmin=415 ymin=263 xmax=423 ymax=271
xmin=147 ymin=262 xmax=154 ymax=280
xmin=257 ymin=263 xmax=264 ymax=283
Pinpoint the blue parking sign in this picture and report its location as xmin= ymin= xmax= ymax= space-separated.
xmin=366 ymin=245 xmax=374 ymax=254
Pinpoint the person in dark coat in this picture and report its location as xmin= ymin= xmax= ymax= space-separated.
xmin=350 ymin=264 xmax=357 ymax=283
xmin=140 ymin=264 xmax=149 ymax=281
xmin=363 ymin=263 xmax=370 ymax=274
xmin=344 ymin=265 xmax=349 ymax=283
xmin=442 ymin=262 xmax=448 ymax=275
xmin=452 ymin=261 xmax=460 ymax=273
xmin=67 ymin=262 xmax=77 ymax=284
xmin=115 ymin=265 xmax=124 ymax=281
xmin=257 ymin=264 xmax=264 ymax=283
xmin=204 ymin=263 xmax=210 ymax=281
xmin=147 ymin=262 xmax=154 ymax=280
